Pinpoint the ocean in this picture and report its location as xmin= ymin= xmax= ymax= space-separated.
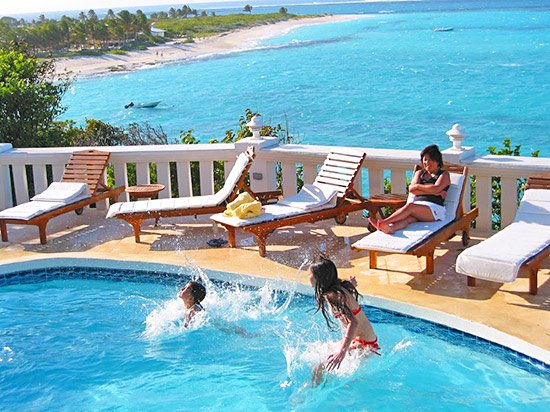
xmin=60 ymin=0 xmax=550 ymax=156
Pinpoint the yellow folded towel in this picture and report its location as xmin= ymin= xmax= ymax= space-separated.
xmin=223 ymin=192 xmax=263 ymax=218
xmin=224 ymin=192 xmax=255 ymax=213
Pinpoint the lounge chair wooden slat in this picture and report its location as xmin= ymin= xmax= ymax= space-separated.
xmin=0 ymin=149 xmax=124 ymax=244
xmin=316 ymin=170 xmax=356 ymax=182
xmin=323 ymin=158 xmax=362 ymax=170
xmin=327 ymin=152 xmax=365 ymax=163
xmin=212 ymin=150 xmax=369 ymax=257
xmin=314 ymin=176 xmax=352 ymax=189
xmin=526 ymin=174 xmax=550 ymax=190
xmin=320 ymin=165 xmax=356 ymax=176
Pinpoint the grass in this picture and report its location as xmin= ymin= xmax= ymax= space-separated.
xmin=155 ymin=13 xmax=317 ymax=38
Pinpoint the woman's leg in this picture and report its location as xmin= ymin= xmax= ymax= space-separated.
xmin=373 ymin=204 xmax=435 ymax=234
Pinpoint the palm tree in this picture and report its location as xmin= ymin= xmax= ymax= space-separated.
xmin=243 ymin=5 xmax=253 ymax=13
xmin=117 ymin=10 xmax=134 ymax=41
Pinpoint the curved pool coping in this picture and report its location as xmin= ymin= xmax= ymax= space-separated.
xmin=1 ymin=256 xmax=549 ymax=366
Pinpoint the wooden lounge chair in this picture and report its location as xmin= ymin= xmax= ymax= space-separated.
xmin=457 ymin=174 xmax=550 ymax=294
xmin=210 ymin=150 xmax=368 ymax=257
xmin=0 ymin=149 xmax=124 ymax=244
xmin=107 ymin=147 xmax=262 ymax=242
xmin=352 ymin=163 xmax=478 ymax=274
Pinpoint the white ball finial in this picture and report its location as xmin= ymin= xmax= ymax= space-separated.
xmin=246 ymin=114 xmax=263 ymax=140
xmin=446 ymin=123 xmax=466 ymax=151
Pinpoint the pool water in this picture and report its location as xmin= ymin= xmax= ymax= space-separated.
xmin=0 ymin=266 xmax=548 ymax=410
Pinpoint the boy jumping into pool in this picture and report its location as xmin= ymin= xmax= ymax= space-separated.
xmin=308 ymin=255 xmax=380 ymax=386
xmin=178 ymin=281 xmax=206 ymax=327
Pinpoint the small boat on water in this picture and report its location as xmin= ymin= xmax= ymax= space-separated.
xmin=124 ymin=101 xmax=161 ymax=109
xmin=433 ymin=27 xmax=454 ymax=32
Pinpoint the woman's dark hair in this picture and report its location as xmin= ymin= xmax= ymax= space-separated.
xmin=189 ymin=281 xmax=206 ymax=304
xmin=420 ymin=144 xmax=444 ymax=168
xmin=309 ymin=255 xmax=360 ymax=330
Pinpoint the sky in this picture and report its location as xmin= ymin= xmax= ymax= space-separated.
xmin=0 ymin=1 xmax=219 ymax=16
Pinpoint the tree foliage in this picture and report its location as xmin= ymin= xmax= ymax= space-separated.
xmin=0 ymin=43 xmax=71 ymax=147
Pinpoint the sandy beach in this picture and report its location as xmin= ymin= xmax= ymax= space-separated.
xmin=54 ymin=14 xmax=371 ymax=79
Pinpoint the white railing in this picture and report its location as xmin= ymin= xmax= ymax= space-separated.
xmin=1 ymin=137 xmax=549 ymax=232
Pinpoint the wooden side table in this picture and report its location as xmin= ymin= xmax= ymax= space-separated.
xmin=365 ymin=193 xmax=408 ymax=231
xmin=125 ymin=184 xmax=165 ymax=226
xmin=125 ymin=184 xmax=166 ymax=201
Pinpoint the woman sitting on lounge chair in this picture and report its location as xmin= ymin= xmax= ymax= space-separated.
xmin=369 ymin=144 xmax=450 ymax=234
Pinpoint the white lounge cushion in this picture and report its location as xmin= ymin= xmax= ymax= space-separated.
xmin=456 ymin=221 xmax=549 ymax=283
xmin=107 ymin=150 xmax=252 ymax=219
xmin=211 ymin=201 xmax=336 ymax=228
xmin=0 ymin=197 xmax=89 ymax=221
xmin=31 ymin=182 xmax=90 ymax=203
xmin=456 ymin=188 xmax=550 ymax=283
xmin=278 ymin=183 xmax=338 ymax=210
xmin=352 ymin=173 xmax=464 ymax=253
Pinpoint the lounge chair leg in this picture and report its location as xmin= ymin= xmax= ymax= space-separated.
xmin=226 ymin=227 xmax=236 ymax=248
xmin=467 ymin=276 xmax=476 ymax=287
xmin=1 ymin=222 xmax=7 ymax=242
xmin=258 ymin=234 xmax=267 ymax=257
xmin=425 ymin=253 xmax=434 ymax=274
xmin=529 ymin=268 xmax=538 ymax=295
xmin=130 ymin=220 xmax=143 ymax=243
xmin=38 ymin=222 xmax=48 ymax=244
xmin=369 ymin=251 xmax=377 ymax=269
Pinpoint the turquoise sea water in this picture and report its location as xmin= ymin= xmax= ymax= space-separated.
xmin=61 ymin=0 xmax=550 ymax=155
xmin=1 ymin=266 xmax=548 ymax=410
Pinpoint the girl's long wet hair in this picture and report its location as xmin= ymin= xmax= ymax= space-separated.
xmin=310 ymin=255 xmax=360 ymax=330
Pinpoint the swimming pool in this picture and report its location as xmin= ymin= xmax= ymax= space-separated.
xmin=0 ymin=262 xmax=548 ymax=410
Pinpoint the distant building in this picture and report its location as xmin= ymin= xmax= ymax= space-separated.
xmin=150 ymin=26 xmax=166 ymax=37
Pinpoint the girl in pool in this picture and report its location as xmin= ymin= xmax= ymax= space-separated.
xmin=309 ymin=255 xmax=379 ymax=385
xmin=369 ymin=144 xmax=451 ymax=234
xmin=178 ymin=281 xmax=206 ymax=327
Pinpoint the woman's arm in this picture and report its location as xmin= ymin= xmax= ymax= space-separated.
xmin=409 ymin=171 xmax=450 ymax=195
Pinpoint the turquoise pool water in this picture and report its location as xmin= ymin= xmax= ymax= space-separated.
xmin=0 ymin=266 xmax=548 ymax=410
xmin=61 ymin=0 xmax=550 ymax=156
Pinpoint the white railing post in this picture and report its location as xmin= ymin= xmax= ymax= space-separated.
xmin=390 ymin=168 xmax=408 ymax=194
xmin=368 ymin=167 xmax=383 ymax=196
xmin=281 ymin=162 xmax=298 ymax=196
xmin=500 ymin=176 xmax=517 ymax=227
xmin=177 ymin=160 xmax=193 ymax=196
xmin=235 ymin=135 xmax=279 ymax=193
xmin=199 ymin=160 xmax=214 ymax=195
xmin=0 ymin=144 xmax=13 ymax=209
xmin=113 ymin=161 xmax=129 ymax=202
xmin=302 ymin=163 xmax=318 ymax=185
xmin=156 ymin=162 xmax=171 ymax=199
xmin=476 ymin=174 xmax=493 ymax=231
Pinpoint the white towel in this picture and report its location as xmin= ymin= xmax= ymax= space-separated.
xmin=32 ymin=182 xmax=90 ymax=203
xmin=0 ymin=201 xmax=70 ymax=221
xmin=277 ymin=183 xmax=338 ymax=210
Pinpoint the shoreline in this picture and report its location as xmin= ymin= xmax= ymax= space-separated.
xmin=54 ymin=14 xmax=372 ymax=79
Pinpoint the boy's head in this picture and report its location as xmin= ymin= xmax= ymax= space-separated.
xmin=179 ymin=281 xmax=206 ymax=306
xmin=188 ymin=281 xmax=206 ymax=304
